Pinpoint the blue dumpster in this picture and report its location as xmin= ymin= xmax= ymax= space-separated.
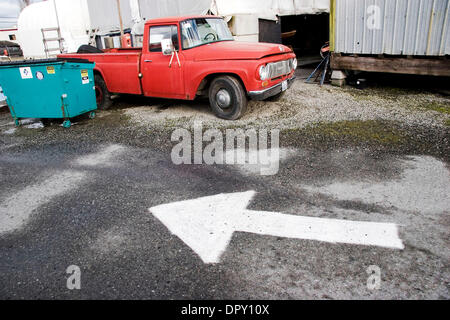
xmin=0 ymin=58 xmax=97 ymax=128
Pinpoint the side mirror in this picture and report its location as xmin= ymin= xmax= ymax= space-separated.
xmin=161 ymin=39 xmax=174 ymax=56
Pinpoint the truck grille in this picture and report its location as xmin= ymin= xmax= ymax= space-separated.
xmin=267 ymin=60 xmax=291 ymax=79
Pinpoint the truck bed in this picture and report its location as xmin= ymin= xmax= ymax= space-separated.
xmin=59 ymin=49 xmax=142 ymax=95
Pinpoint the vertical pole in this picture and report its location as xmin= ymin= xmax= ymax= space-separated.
xmin=320 ymin=55 xmax=330 ymax=86
xmin=41 ymin=29 xmax=48 ymax=58
xmin=117 ymin=0 xmax=125 ymax=47
xmin=53 ymin=0 xmax=63 ymax=53
xmin=329 ymin=0 xmax=336 ymax=52
xmin=53 ymin=0 xmax=61 ymax=31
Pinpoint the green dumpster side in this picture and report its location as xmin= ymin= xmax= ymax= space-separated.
xmin=0 ymin=58 xmax=97 ymax=123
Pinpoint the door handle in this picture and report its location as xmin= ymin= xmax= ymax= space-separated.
xmin=144 ymin=60 xmax=152 ymax=62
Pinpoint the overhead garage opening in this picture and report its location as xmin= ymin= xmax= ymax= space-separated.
xmin=279 ymin=13 xmax=329 ymax=66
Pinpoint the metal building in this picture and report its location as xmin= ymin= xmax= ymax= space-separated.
xmin=331 ymin=0 xmax=449 ymax=56
xmin=330 ymin=0 xmax=450 ymax=76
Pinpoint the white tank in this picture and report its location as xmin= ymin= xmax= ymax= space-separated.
xmin=17 ymin=0 xmax=135 ymax=59
xmin=17 ymin=0 xmax=92 ymax=58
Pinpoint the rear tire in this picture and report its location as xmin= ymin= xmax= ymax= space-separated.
xmin=77 ymin=45 xmax=103 ymax=54
xmin=94 ymin=74 xmax=113 ymax=110
xmin=209 ymin=76 xmax=247 ymax=120
xmin=41 ymin=118 xmax=52 ymax=127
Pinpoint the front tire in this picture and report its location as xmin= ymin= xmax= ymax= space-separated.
xmin=94 ymin=74 xmax=113 ymax=110
xmin=209 ymin=76 xmax=247 ymax=120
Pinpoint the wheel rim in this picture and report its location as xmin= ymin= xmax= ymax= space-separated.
xmin=215 ymin=89 xmax=232 ymax=109
xmin=95 ymin=85 xmax=103 ymax=105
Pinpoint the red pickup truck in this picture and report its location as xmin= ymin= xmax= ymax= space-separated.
xmin=59 ymin=15 xmax=297 ymax=120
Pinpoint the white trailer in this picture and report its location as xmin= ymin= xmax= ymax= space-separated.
xmin=16 ymin=0 xmax=212 ymax=58
xmin=17 ymin=0 xmax=133 ymax=58
xmin=0 ymin=28 xmax=19 ymax=44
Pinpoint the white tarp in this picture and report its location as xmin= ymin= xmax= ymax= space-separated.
xmin=138 ymin=0 xmax=212 ymax=20
xmin=213 ymin=0 xmax=330 ymax=20
xmin=130 ymin=0 xmax=142 ymax=23
xmin=134 ymin=0 xmax=329 ymax=23
xmin=87 ymin=0 xmax=133 ymax=32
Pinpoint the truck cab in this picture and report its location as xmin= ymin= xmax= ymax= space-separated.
xmin=59 ymin=15 xmax=297 ymax=120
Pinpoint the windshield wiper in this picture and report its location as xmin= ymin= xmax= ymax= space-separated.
xmin=184 ymin=39 xmax=234 ymax=50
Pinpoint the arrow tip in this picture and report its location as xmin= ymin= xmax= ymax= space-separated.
xmin=150 ymin=191 xmax=256 ymax=264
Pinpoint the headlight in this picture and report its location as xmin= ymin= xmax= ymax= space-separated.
xmin=291 ymin=58 xmax=298 ymax=70
xmin=259 ymin=65 xmax=270 ymax=80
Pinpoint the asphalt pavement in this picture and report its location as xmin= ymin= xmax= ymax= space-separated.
xmin=0 ymin=89 xmax=449 ymax=299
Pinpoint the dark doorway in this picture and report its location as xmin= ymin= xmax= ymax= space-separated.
xmin=280 ymin=14 xmax=329 ymax=66
xmin=259 ymin=19 xmax=282 ymax=44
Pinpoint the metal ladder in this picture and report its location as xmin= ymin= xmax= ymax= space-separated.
xmin=41 ymin=27 xmax=64 ymax=57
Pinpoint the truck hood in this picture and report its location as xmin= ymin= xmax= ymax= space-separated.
xmin=192 ymin=41 xmax=293 ymax=61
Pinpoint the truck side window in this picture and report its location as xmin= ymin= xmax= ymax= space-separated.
xmin=149 ymin=25 xmax=179 ymax=53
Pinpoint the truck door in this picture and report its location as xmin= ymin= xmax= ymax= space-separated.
xmin=141 ymin=24 xmax=185 ymax=99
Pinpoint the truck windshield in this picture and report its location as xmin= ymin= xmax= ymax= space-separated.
xmin=181 ymin=18 xmax=233 ymax=49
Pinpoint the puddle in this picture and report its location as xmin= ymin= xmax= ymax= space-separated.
xmin=3 ymin=128 xmax=16 ymax=135
xmin=303 ymin=156 xmax=450 ymax=214
xmin=226 ymin=148 xmax=297 ymax=176
xmin=24 ymin=122 xmax=44 ymax=129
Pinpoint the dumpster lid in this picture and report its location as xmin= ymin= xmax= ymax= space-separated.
xmin=0 ymin=58 xmax=93 ymax=67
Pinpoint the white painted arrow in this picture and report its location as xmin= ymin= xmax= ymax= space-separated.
xmin=149 ymin=191 xmax=404 ymax=264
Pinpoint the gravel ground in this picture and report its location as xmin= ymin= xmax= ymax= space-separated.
xmin=123 ymin=72 xmax=450 ymax=131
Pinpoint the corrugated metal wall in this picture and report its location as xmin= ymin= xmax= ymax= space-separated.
xmin=333 ymin=0 xmax=450 ymax=56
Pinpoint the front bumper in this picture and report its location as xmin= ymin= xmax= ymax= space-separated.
xmin=248 ymin=75 xmax=296 ymax=101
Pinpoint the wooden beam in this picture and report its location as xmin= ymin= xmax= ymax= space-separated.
xmin=116 ymin=0 xmax=125 ymax=40
xmin=331 ymin=53 xmax=450 ymax=77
